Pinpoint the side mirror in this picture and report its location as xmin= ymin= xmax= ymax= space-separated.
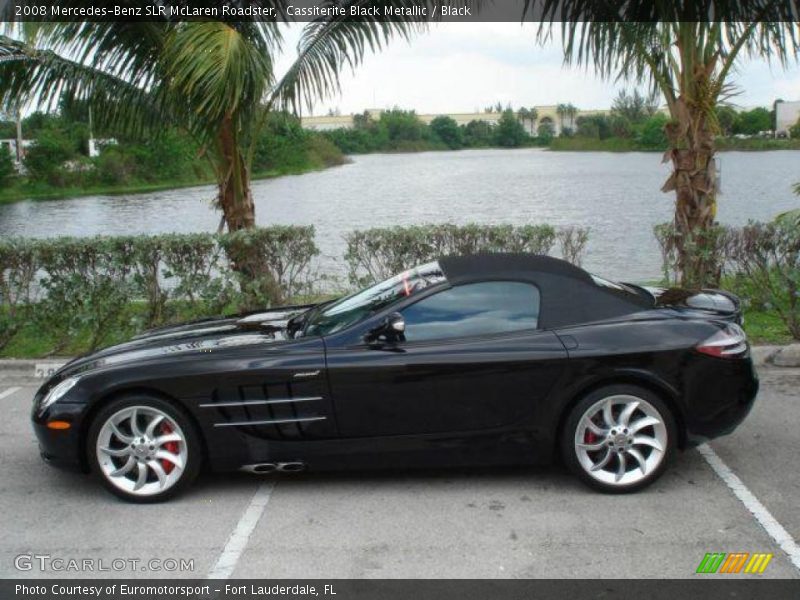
xmin=365 ymin=312 xmax=405 ymax=343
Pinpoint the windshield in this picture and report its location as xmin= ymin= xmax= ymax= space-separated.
xmin=304 ymin=261 xmax=447 ymax=336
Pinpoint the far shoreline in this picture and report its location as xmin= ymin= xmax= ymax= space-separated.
xmin=2 ymin=139 xmax=799 ymax=205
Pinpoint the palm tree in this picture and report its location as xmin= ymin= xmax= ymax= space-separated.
xmin=528 ymin=106 xmax=539 ymax=135
xmin=555 ymin=103 xmax=567 ymax=134
xmin=1 ymin=8 xmax=422 ymax=301
xmin=517 ymin=107 xmax=530 ymax=131
xmin=536 ymin=7 xmax=800 ymax=285
xmin=564 ymin=103 xmax=578 ymax=130
xmin=0 ymin=8 xmax=421 ymax=235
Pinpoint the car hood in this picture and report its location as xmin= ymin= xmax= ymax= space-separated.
xmin=54 ymin=305 xmax=316 ymax=379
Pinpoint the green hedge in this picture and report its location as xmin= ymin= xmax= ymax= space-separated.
xmin=0 ymin=227 xmax=318 ymax=352
xmin=344 ymin=223 xmax=590 ymax=285
xmin=654 ymin=219 xmax=800 ymax=341
xmin=0 ymin=223 xmax=593 ymax=356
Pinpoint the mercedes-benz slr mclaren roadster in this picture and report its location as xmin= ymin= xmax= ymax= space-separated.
xmin=32 ymin=254 xmax=758 ymax=502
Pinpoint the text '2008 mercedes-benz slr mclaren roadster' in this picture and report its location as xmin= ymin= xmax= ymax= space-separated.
xmin=32 ymin=253 xmax=758 ymax=502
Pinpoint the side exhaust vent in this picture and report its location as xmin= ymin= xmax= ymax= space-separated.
xmin=240 ymin=462 xmax=306 ymax=474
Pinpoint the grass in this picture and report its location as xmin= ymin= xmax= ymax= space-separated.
xmin=715 ymin=137 xmax=800 ymax=151
xmin=741 ymin=309 xmax=795 ymax=345
xmin=1 ymin=298 xmax=794 ymax=359
xmin=0 ymin=293 xmax=341 ymax=359
xmin=548 ymin=136 xmax=800 ymax=153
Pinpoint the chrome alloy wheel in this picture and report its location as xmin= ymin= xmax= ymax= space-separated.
xmin=574 ymin=394 xmax=668 ymax=487
xmin=95 ymin=406 xmax=188 ymax=497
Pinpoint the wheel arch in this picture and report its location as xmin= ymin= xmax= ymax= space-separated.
xmin=554 ymin=372 xmax=688 ymax=456
xmin=79 ymin=386 xmax=208 ymax=473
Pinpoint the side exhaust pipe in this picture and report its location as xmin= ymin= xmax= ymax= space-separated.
xmin=240 ymin=462 xmax=306 ymax=475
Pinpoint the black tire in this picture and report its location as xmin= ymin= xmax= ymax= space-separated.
xmin=561 ymin=384 xmax=677 ymax=494
xmin=87 ymin=394 xmax=202 ymax=503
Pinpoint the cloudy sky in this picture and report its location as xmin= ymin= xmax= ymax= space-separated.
xmin=275 ymin=23 xmax=800 ymax=116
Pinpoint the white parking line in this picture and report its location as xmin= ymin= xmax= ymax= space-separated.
xmin=698 ymin=443 xmax=800 ymax=573
xmin=0 ymin=387 xmax=21 ymax=400
xmin=207 ymin=481 xmax=276 ymax=579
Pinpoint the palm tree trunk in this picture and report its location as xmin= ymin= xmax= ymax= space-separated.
xmin=217 ymin=115 xmax=255 ymax=232
xmin=216 ymin=115 xmax=283 ymax=307
xmin=662 ymin=98 xmax=720 ymax=288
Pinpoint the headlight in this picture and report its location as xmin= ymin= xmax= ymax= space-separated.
xmin=38 ymin=377 xmax=79 ymax=414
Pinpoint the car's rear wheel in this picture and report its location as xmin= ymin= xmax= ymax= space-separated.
xmin=87 ymin=395 xmax=201 ymax=503
xmin=562 ymin=384 xmax=676 ymax=493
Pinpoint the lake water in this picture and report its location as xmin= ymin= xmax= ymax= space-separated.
xmin=1 ymin=148 xmax=798 ymax=283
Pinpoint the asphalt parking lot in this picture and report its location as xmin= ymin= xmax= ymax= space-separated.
xmin=1 ymin=368 xmax=798 ymax=580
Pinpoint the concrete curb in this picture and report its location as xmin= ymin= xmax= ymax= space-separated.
xmin=751 ymin=344 xmax=800 ymax=368
xmin=0 ymin=359 xmax=69 ymax=386
xmin=1 ymin=344 xmax=799 ymax=384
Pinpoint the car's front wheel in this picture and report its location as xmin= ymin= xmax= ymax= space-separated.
xmin=562 ymin=385 xmax=676 ymax=493
xmin=87 ymin=395 xmax=201 ymax=503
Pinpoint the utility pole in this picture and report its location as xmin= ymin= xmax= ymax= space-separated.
xmin=0 ymin=52 xmax=28 ymax=165
xmin=88 ymin=104 xmax=97 ymax=157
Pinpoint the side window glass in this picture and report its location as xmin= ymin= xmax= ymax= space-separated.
xmin=401 ymin=281 xmax=540 ymax=342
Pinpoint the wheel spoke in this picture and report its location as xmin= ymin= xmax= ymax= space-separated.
xmin=110 ymin=422 xmax=133 ymax=444
xmin=590 ymin=449 xmax=612 ymax=471
xmin=632 ymin=435 xmax=663 ymax=452
xmin=100 ymin=446 xmax=130 ymax=458
xmin=629 ymin=416 xmax=660 ymax=434
xmin=602 ymin=399 xmax=617 ymax=429
xmin=615 ymin=453 xmax=627 ymax=482
xmin=618 ymin=401 xmax=639 ymax=427
xmin=145 ymin=415 xmax=164 ymax=438
xmin=584 ymin=419 xmax=607 ymax=436
xmin=133 ymin=462 xmax=148 ymax=491
xmin=155 ymin=450 xmax=183 ymax=470
xmin=130 ymin=409 xmax=145 ymax=437
xmin=149 ymin=460 xmax=167 ymax=489
xmin=578 ymin=440 xmax=606 ymax=451
xmin=153 ymin=433 xmax=181 ymax=447
xmin=109 ymin=456 xmax=135 ymax=477
xmin=628 ymin=448 xmax=648 ymax=475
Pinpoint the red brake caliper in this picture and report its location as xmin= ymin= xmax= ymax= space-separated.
xmin=160 ymin=422 xmax=178 ymax=474
xmin=584 ymin=429 xmax=598 ymax=446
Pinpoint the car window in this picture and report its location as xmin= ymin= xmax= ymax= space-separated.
xmin=401 ymin=281 xmax=540 ymax=342
xmin=303 ymin=261 xmax=446 ymax=336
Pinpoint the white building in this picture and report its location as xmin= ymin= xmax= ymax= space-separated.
xmin=775 ymin=101 xmax=800 ymax=137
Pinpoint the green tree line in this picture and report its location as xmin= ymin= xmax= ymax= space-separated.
xmin=0 ymin=108 xmax=345 ymax=202
xmin=322 ymin=108 xmax=541 ymax=153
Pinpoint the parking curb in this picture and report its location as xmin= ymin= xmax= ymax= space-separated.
xmin=2 ymin=344 xmax=799 ymax=383
xmin=750 ymin=344 xmax=800 ymax=368
xmin=0 ymin=358 xmax=70 ymax=385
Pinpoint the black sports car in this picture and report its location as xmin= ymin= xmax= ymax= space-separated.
xmin=32 ymin=254 xmax=758 ymax=502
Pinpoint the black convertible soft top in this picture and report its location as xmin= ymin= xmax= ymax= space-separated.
xmin=439 ymin=253 xmax=649 ymax=329
xmin=440 ymin=253 xmax=593 ymax=284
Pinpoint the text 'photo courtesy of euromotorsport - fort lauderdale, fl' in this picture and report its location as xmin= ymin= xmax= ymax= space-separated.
xmin=1 ymin=1 xmax=800 ymax=599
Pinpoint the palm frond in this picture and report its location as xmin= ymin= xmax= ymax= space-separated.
xmin=272 ymin=0 xmax=428 ymax=111
xmin=164 ymin=21 xmax=276 ymax=137
xmin=534 ymin=2 xmax=799 ymax=110
xmin=0 ymin=34 xmax=167 ymax=137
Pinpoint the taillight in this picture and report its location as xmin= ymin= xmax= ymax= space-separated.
xmin=696 ymin=324 xmax=748 ymax=358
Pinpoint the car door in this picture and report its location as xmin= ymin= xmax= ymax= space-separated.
xmin=324 ymin=281 xmax=568 ymax=437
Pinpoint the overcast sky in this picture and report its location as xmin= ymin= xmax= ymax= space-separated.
xmin=274 ymin=23 xmax=800 ymax=116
